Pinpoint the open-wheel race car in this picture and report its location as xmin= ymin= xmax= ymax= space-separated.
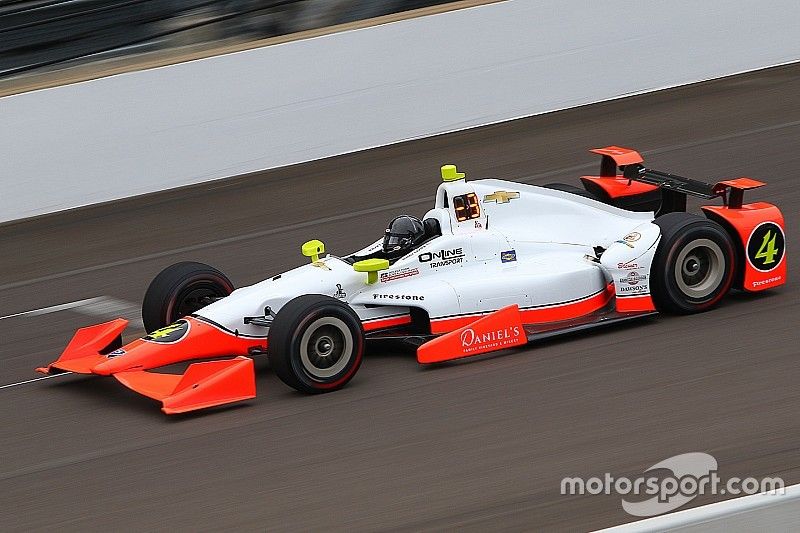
xmin=37 ymin=146 xmax=787 ymax=414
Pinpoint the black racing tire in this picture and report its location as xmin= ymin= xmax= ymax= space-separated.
xmin=651 ymin=213 xmax=736 ymax=314
xmin=268 ymin=295 xmax=365 ymax=394
xmin=142 ymin=262 xmax=234 ymax=333
xmin=544 ymin=182 xmax=599 ymax=200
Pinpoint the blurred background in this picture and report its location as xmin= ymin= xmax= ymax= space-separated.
xmin=0 ymin=0 xmax=460 ymax=78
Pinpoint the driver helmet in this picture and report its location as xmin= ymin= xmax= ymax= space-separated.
xmin=382 ymin=215 xmax=425 ymax=257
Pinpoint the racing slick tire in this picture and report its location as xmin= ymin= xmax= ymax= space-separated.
xmin=268 ymin=295 xmax=365 ymax=394
xmin=142 ymin=262 xmax=234 ymax=332
xmin=651 ymin=213 xmax=736 ymax=314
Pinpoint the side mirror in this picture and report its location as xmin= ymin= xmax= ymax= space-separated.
xmin=353 ymin=258 xmax=390 ymax=284
xmin=301 ymin=239 xmax=325 ymax=263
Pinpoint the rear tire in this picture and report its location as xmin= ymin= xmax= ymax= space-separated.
xmin=268 ymin=295 xmax=364 ymax=394
xmin=651 ymin=213 xmax=735 ymax=314
xmin=142 ymin=262 xmax=234 ymax=332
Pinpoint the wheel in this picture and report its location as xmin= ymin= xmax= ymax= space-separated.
xmin=142 ymin=262 xmax=234 ymax=332
xmin=268 ymin=295 xmax=365 ymax=394
xmin=651 ymin=213 xmax=736 ymax=314
xmin=544 ymin=182 xmax=598 ymax=200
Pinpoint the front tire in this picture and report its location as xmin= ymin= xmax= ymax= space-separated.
xmin=268 ymin=295 xmax=364 ymax=394
xmin=651 ymin=213 xmax=735 ymax=314
xmin=142 ymin=262 xmax=234 ymax=332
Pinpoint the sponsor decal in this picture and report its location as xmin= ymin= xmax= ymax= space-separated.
xmin=333 ymin=284 xmax=346 ymax=299
xmin=419 ymin=247 xmax=465 ymax=269
xmin=109 ymin=348 xmax=126 ymax=356
xmin=474 ymin=220 xmax=483 ymax=228
xmin=460 ymin=325 xmax=522 ymax=354
xmin=501 ymin=250 xmax=517 ymax=263
xmin=618 ymin=285 xmax=647 ymax=294
xmin=746 ymin=221 xmax=785 ymax=272
xmin=752 ymin=275 xmax=782 ymax=288
xmin=372 ymin=293 xmax=425 ymax=301
xmin=144 ymin=320 xmax=190 ymax=344
xmin=483 ymin=191 xmax=520 ymax=204
xmin=618 ymin=261 xmax=639 ymax=270
xmin=311 ymin=261 xmax=331 ymax=270
xmin=616 ymin=231 xmax=642 ymax=249
xmin=380 ymin=267 xmax=420 ymax=283
xmin=626 ymin=271 xmax=647 ymax=285
xmin=617 ymin=271 xmax=648 ymax=294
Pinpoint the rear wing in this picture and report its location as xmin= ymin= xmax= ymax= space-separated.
xmin=590 ymin=146 xmax=785 ymax=294
xmin=591 ymin=146 xmax=766 ymax=212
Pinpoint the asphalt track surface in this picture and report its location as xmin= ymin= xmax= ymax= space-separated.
xmin=1 ymin=64 xmax=799 ymax=532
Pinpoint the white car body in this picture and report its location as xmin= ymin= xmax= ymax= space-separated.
xmin=198 ymin=177 xmax=661 ymax=338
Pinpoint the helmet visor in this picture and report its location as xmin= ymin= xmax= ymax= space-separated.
xmin=383 ymin=232 xmax=410 ymax=251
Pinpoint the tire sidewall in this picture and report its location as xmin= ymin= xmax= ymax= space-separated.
xmin=653 ymin=216 xmax=735 ymax=313
xmin=142 ymin=262 xmax=234 ymax=332
xmin=269 ymin=295 xmax=364 ymax=393
xmin=162 ymin=273 xmax=234 ymax=325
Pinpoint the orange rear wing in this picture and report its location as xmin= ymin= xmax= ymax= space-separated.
xmin=587 ymin=147 xmax=785 ymax=292
xmin=590 ymin=146 xmax=644 ymax=176
xmin=590 ymin=146 xmax=769 ymax=207
xmin=712 ymin=177 xmax=766 ymax=208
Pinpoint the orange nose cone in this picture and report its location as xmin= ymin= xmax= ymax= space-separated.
xmin=92 ymin=355 xmax=141 ymax=375
xmin=90 ymin=318 xmax=262 ymax=376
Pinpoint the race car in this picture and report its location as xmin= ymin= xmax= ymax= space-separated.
xmin=36 ymin=146 xmax=787 ymax=414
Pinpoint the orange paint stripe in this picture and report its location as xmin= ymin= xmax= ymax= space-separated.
xmin=362 ymin=315 xmax=413 ymax=332
xmin=430 ymin=285 xmax=615 ymax=334
xmin=616 ymin=294 xmax=656 ymax=312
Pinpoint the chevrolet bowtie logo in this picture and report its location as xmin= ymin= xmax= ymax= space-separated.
xmin=483 ymin=191 xmax=520 ymax=204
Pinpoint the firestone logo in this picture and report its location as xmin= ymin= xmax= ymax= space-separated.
xmin=460 ymin=325 xmax=522 ymax=353
xmin=752 ymin=275 xmax=782 ymax=288
xmin=372 ymin=293 xmax=425 ymax=301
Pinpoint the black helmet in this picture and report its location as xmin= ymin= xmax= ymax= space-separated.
xmin=383 ymin=215 xmax=425 ymax=256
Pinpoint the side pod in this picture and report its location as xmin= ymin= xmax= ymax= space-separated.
xmin=417 ymin=305 xmax=526 ymax=363
xmin=702 ymin=178 xmax=787 ymax=292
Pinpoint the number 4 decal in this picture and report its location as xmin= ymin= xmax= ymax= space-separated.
xmin=747 ymin=222 xmax=785 ymax=272
xmin=755 ymin=230 xmax=779 ymax=265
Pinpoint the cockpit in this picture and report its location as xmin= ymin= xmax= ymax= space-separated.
xmin=345 ymin=164 xmax=485 ymax=265
xmin=346 ymin=215 xmax=442 ymax=265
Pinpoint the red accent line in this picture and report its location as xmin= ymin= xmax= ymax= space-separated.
xmin=616 ymin=294 xmax=656 ymax=312
xmin=362 ymin=315 xmax=412 ymax=331
xmin=430 ymin=285 xmax=615 ymax=334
